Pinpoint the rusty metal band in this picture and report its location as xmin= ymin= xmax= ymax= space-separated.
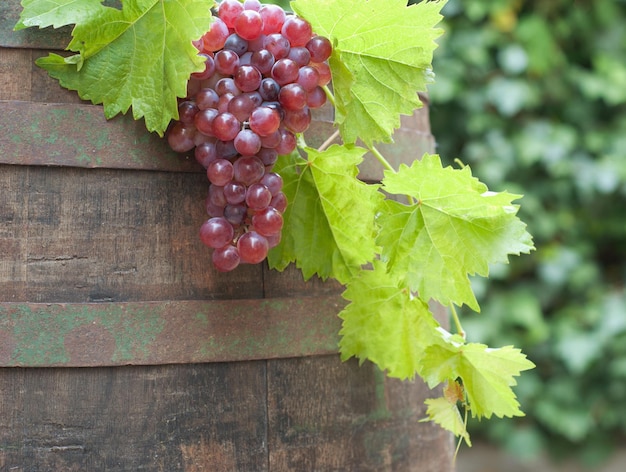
xmin=0 ymin=101 xmax=203 ymax=172
xmin=0 ymin=296 xmax=346 ymax=367
xmin=0 ymin=100 xmax=428 ymax=181
xmin=0 ymin=100 xmax=338 ymax=172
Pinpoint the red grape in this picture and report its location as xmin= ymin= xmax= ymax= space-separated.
xmin=218 ymin=0 xmax=244 ymax=29
xmin=212 ymin=112 xmax=241 ymax=141
xmin=191 ymin=54 xmax=216 ymax=80
xmin=196 ymin=87 xmax=220 ymax=110
xmin=281 ymin=16 xmax=313 ymax=47
xmin=237 ymin=231 xmax=269 ymax=264
xmin=266 ymin=232 xmax=281 ymax=249
xmin=234 ymin=156 xmax=265 ymax=185
xmin=228 ymin=93 xmax=256 ymax=122
xmin=260 ymin=172 xmax=283 ymax=196
xmin=202 ymin=17 xmax=229 ymax=52
xmin=199 ymin=217 xmax=234 ymax=249
xmin=195 ymin=141 xmax=218 ymax=167
xmin=250 ymin=49 xmax=275 ymax=74
xmin=217 ymin=93 xmax=235 ymax=114
xmin=259 ymin=78 xmax=281 ymax=101
xmin=194 ymin=108 xmax=218 ymax=136
xmin=297 ymin=66 xmax=320 ymax=92
xmin=167 ymin=122 xmax=196 ymax=153
xmin=306 ymin=36 xmax=333 ymax=63
xmin=278 ymin=83 xmax=307 ymax=111
xmin=214 ymin=50 xmax=240 ymax=75
xmin=215 ymin=77 xmax=240 ymax=96
xmin=246 ymin=183 xmax=273 ymax=210
xmin=178 ymin=100 xmax=199 ymax=125
xmin=224 ymin=181 xmax=247 ymax=205
xmin=207 ymin=158 xmax=235 ymax=186
xmin=224 ymin=33 xmax=249 ymax=56
xmin=234 ymin=65 xmax=262 ymax=93
xmin=252 ymin=206 xmax=284 ymax=236
xmin=234 ymin=129 xmax=262 ymax=156
xmin=244 ymin=0 xmax=262 ymax=11
xmin=287 ymin=47 xmax=311 ymax=67
xmin=270 ymin=192 xmax=288 ymax=213
xmin=283 ymin=106 xmax=311 ymax=133
xmin=259 ymin=4 xmax=286 ymax=35
xmin=264 ymin=33 xmax=291 ymax=60
xmin=307 ymin=86 xmax=327 ymax=109
xmin=258 ymin=147 xmax=278 ymax=166
xmin=212 ymin=245 xmax=240 ymax=272
xmin=259 ymin=131 xmax=281 ymax=150
xmin=275 ymin=129 xmax=297 ymax=155
xmin=271 ymin=58 xmax=299 ymax=85
xmin=208 ymin=184 xmax=227 ymax=207
xmin=215 ymin=139 xmax=238 ymax=159
xmin=311 ymin=61 xmax=332 ymax=86
xmin=224 ymin=203 xmax=247 ymax=226
xmin=234 ymin=10 xmax=263 ymax=41
xmin=249 ymin=106 xmax=281 ymax=136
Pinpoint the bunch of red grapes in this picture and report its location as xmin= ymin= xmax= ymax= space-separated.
xmin=167 ymin=0 xmax=332 ymax=272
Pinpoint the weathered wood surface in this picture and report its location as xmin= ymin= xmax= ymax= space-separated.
xmin=0 ymin=358 xmax=452 ymax=471
xmin=0 ymin=2 xmax=453 ymax=469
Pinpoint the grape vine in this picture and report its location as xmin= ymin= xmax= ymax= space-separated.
xmin=16 ymin=0 xmax=537 ymax=447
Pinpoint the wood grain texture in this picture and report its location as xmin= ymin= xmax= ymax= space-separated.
xmin=0 ymin=358 xmax=453 ymax=471
xmin=267 ymin=356 xmax=454 ymax=472
xmin=0 ymin=164 xmax=262 ymax=304
xmin=0 ymin=363 xmax=268 ymax=471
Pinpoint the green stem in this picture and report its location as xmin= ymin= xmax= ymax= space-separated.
xmin=453 ymin=404 xmax=469 ymax=461
xmin=296 ymin=133 xmax=308 ymax=150
xmin=322 ymin=84 xmax=336 ymax=107
xmin=368 ymin=144 xmax=416 ymax=204
xmin=320 ymin=84 xmax=416 ymax=203
xmin=368 ymin=144 xmax=395 ymax=173
xmin=449 ymin=303 xmax=466 ymax=340
xmin=321 ymin=85 xmax=395 ymax=173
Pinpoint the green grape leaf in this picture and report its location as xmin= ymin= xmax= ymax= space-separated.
xmin=292 ymin=0 xmax=445 ymax=146
xmin=268 ymin=144 xmax=383 ymax=284
xmin=15 ymin=0 xmax=104 ymax=30
xmin=378 ymin=154 xmax=534 ymax=311
xmin=338 ymin=260 xmax=441 ymax=379
xmin=32 ymin=0 xmax=214 ymax=136
xmin=422 ymin=397 xmax=471 ymax=446
xmin=421 ymin=332 xmax=536 ymax=419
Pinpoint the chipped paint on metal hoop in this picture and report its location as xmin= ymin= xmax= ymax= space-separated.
xmin=0 ymin=296 xmax=346 ymax=367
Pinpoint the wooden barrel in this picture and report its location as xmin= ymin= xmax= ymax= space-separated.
xmin=0 ymin=3 xmax=454 ymax=470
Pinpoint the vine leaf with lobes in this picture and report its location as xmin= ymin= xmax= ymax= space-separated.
xmin=378 ymin=154 xmax=535 ymax=311
xmin=16 ymin=0 xmax=214 ymax=136
xmin=292 ymin=0 xmax=445 ymax=145
xmin=15 ymin=0 xmax=105 ymax=29
xmin=268 ymin=144 xmax=384 ymax=284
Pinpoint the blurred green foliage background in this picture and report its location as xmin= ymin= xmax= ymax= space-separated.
xmin=426 ymin=0 xmax=626 ymax=465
